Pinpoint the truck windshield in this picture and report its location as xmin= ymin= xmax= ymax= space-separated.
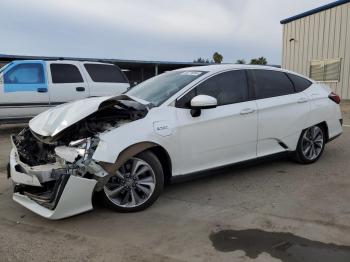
xmin=126 ymin=70 xmax=207 ymax=106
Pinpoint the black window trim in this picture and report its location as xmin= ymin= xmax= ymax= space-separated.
xmin=246 ymin=69 xmax=255 ymax=101
xmin=175 ymin=69 xmax=252 ymax=108
xmin=285 ymin=72 xmax=297 ymax=93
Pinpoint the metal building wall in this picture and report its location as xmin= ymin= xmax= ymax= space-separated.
xmin=282 ymin=2 xmax=350 ymax=99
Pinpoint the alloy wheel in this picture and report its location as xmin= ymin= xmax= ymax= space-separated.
xmin=104 ymin=157 xmax=156 ymax=208
xmin=301 ymin=126 xmax=324 ymax=161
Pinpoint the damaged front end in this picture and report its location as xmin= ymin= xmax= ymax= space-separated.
xmin=8 ymin=96 xmax=149 ymax=219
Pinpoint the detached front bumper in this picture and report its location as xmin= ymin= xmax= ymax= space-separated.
xmin=9 ymin=146 xmax=97 ymax=220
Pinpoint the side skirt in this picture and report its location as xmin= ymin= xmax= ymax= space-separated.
xmin=170 ymin=151 xmax=293 ymax=184
xmin=0 ymin=117 xmax=33 ymax=125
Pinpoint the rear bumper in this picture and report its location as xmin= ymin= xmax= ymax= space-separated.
xmin=327 ymin=119 xmax=343 ymax=142
xmin=9 ymin=147 xmax=97 ymax=220
xmin=326 ymin=116 xmax=343 ymax=142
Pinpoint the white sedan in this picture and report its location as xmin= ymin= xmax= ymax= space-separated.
xmin=8 ymin=64 xmax=343 ymax=219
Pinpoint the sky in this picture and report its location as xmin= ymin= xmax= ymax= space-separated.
xmin=0 ymin=0 xmax=333 ymax=65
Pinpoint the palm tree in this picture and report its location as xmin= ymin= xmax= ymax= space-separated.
xmin=250 ymin=57 xmax=267 ymax=65
xmin=236 ymin=59 xmax=246 ymax=64
xmin=213 ymin=52 xmax=223 ymax=64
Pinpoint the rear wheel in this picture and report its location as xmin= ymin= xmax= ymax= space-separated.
xmin=294 ymin=125 xmax=326 ymax=164
xmin=102 ymin=151 xmax=164 ymax=212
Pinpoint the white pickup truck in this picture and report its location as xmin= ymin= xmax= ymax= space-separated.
xmin=0 ymin=60 xmax=130 ymax=123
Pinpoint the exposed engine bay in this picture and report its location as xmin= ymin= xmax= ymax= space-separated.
xmin=13 ymin=97 xmax=148 ymax=167
xmin=10 ymin=96 xmax=149 ymax=212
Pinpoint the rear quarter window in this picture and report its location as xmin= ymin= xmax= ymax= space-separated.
xmin=287 ymin=73 xmax=312 ymax=92
xmin=84 ymin=63 xmax=127 ymax=83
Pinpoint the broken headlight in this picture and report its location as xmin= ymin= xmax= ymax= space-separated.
xmin=55 ymin=137 xmax=100 ymax=163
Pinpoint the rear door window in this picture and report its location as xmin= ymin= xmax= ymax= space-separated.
xmin=287 ymin=73 xmax=312 ymax=92
xmin=50 ymin=64 xmax=84 ymax=83
xmin=252 ymin=70 xmax=294 ymax=99
xmin=84 ymin=63 xmax=127 ymax=83
xmin=4 ymin=63 xmax=45 ymax=84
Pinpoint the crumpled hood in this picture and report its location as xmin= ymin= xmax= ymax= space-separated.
xmin=29 ymin=95 xmax=149 ymax=138
xmin=29 ymin=96 xmax=112 ymax=137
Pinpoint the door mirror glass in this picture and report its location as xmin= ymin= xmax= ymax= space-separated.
xmin=190 ymin=95 xmax=217 ymax=109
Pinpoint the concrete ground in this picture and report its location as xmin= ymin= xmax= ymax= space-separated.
xmin=0 ymin=103 xmax=349 ymax=262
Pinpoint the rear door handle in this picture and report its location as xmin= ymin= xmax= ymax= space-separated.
xmin=297 ymin=97 xmax=308 ymax=103
xmin=76 ymin=87 xmax=85 ymax=92
xmin=240 ymin=108 xmax=255 ymax=115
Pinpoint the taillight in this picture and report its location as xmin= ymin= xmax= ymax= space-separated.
xmin=329 ymin=92 xmax=341 ymax=104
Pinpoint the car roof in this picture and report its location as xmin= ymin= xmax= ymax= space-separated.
xmin=175 ymin=64 xmax=282 ymax=73
xmin=47 ymin=60 xmax=114 ymax=65
xmin=174 ymin=64 xmax=314 ymax=82
xmin=12 ymin=59 xmax=114 ymax=65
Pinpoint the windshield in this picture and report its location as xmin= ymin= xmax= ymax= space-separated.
xmin=126 ymin=70 xmax=207 ymax=106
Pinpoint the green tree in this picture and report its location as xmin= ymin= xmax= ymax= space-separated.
xmin=235 ymin=59 xmax=246 ymax=64
xmin=212 ymin=52 xmax=223 ymax=63
xmin=193 ymin=57 xmax=210 ymax=63
xmin=250 ymin=57 xmax=267 ymax=65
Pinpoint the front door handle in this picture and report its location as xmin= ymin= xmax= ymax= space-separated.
xmin=297 ymin=97 xmax=308 ymax=103
xmin=240 ymin=108 xmax=255 ymax=115
xmin=37 ymin=87 xmax=48 ymax=93
xmin=76 ymin=87 xmax=85 ymax=92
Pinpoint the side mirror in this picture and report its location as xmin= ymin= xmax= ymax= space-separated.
xmin=190 ymin=95 xmax=217 ymax=117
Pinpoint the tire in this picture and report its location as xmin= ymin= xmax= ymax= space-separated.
xmin=294 ymin=125 xmax=326 ymax=164
xmin=101 ymin=151 xmax=164 ymax=212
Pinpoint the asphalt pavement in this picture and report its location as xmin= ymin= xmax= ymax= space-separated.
xmin=0 ymin=104 xmax=349 ymax=262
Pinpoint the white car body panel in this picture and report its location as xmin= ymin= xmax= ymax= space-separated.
xmin=93 ymin=106 xmax=181 ymax=170
xmin=304 ymin=84 xmax=343 ymax=139
xmin=174 ymin=100 xmax=258 ymax=174
xmin=7 ymin=64 xmax=343 ymax=219
xmin=256 ymin=91 xmax=310 ymax=156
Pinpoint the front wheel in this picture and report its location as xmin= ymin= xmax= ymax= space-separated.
xmin=294 ymin=125 xmax=326 ymax=164
xmin=102 ymin=151 xmax=164 ymax=212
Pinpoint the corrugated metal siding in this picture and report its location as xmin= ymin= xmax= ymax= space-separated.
xmin=282 ymin=2 xmax=350 ymax=99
